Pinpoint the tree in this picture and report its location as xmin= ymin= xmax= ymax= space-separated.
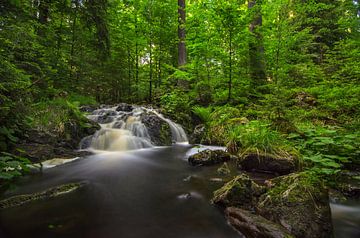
xmin=248 ymin=0 xmax=266 ymax=88
xmin=178 ymin=0 xmax=187 ymax=67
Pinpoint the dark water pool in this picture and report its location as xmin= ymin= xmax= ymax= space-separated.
xmin=0 ymin=145 xmax=241 ymax=238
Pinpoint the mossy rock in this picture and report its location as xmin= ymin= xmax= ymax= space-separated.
xmin=0 ymin=182 xmax=86 ymax=209
xmin=257 ymin=172 xmax=332 ymax=238
xmin=237 ymin=152 xmax=298 ymax=175
xmin=212 ymin=174 xmax=266 ymax=209
xmin=188 ymin=149 xmax=231 ymax=166
xmin=140 ymin=112 xmax=172 ymax=146
xmin=225 ymin=207 xmax=294 ymax=238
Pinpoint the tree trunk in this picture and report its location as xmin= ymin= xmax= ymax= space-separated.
xmin=228 ymin=29 xmax=233 ymax=102
xmin=178 ymin=0 xmax=186 ymax=67
xmin=248 ymin=0 xmax=266 ymax=87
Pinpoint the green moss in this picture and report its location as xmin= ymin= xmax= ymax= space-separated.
xmin=261 ymin=172 xmax=323 ymax=204
xmin=212 ymin=174 xmax=265 ymax=208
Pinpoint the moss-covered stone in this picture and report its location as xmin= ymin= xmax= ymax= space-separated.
xmin=237 ymin=152 xmax=298 ymax=175
xmin=257 ymin=172 xmax=332 ymax=238
xmin=212 ymin=174 xmax=266 ymax=209
xmin=188 ymin=149 xmax=231 ymax=166
xmin=0 ymin=182 xmax=86 ymax=209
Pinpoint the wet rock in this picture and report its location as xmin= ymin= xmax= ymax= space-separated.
xmin=257 ymin=172 xmax=332 ymax=238
xmin=188 ymin=149 xmax=231 ymax=166
xmin=15 ymin=143 xmax=55 ymax=162
xmin=0 ymin=182 xmax=86 ymax=209
xmin=79 ymin=105 xmax=97 ymax=113
xmin=140 ymin=112 xmax=172 ymax=146
xmin=116 ymin=103 xmax=133 ymax=112
xmin=212 ymin=174 xmax=266 ymax=209
xmin=217 ymin=162 xmax=231 ymax=175
xmin=190 ymin=124 xmax=206 ymax=144
xmin=238 ymin=153 xmax=297 ymax=175
xmin=337 ymin=183 xmax=360 ymax=199
xmin=225 ymin=207 xmax=294 ymax=238
xmin=14 ymin=117 xmax=99 ymax=162
xmin=97 ymin=115 xmax=114 ymax=124
xmin=79 ymin=135 xmax=93 ymax=149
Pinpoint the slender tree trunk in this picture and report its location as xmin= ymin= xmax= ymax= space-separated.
xmin=135 ymin=19 xmax=139 ymax=99
xmin=69 ymin=0 xmax=79 ymax=80
xmin=149 ymin=41 xmax=153 ymax=102
xmin=228 ymin=29 xmax=233 ymax=102
xmin=248 ymin=0 xmax=266 ymax=87
xmin=178 ymin=0 xmax=186 ymax=67
xmin=127 ymin=46 xmax=132 ymax=98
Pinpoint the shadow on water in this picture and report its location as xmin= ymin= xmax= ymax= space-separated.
xmin=0 ymin=145 xmax=241 ymax=238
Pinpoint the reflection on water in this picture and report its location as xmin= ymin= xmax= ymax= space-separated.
xmin=0 ymin=145 xmax=240 ymax=238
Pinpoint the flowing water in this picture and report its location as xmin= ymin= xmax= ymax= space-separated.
xmin=1 ymin=106 xmax=359 ymax=238
xmin=331 ymin=198 xmax=360 ymax=237
xmin=0 ymin=106 xmax=240 ymax=238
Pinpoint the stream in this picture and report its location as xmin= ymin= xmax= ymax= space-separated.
xmin=0 ymin=105 xmax=359 ymax=238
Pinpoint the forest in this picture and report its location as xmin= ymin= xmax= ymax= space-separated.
xmin=0 ymin=0 xmax=360 ymax=237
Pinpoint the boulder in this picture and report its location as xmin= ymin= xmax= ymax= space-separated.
xmin=238 ymin=153 xmax=297 ymax=175
xmin=190 ymin=124 xmax=206 ymax=144
xmin=116 ymin=103 xmax=133 ymax=112
xmin=188 ymin=149 xmax=231 ymax=166
xmin=140 ymin=112 xmax=172 ymax=146
xmin=225 ymin=207 xmax=294 ymax=238
xmin=212 ymin=174 xmax=266 ymax=209
xmin=0 ymin=182 xmax=86 ymax=209
xmin=257 ymin=173 xmax=332 ymax=238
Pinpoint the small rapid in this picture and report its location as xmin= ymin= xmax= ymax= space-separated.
xmin=81 ymin=105 xmax=188 ymax=152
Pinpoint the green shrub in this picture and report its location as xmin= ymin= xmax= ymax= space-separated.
xmin=68 ymin=94 xmax=98 ymax=106
xmin=288 ymin=124 xmax=360 ymax=175
xmin=0 ymin=152 xmax=30 ymax=183
xmin=192 ymin=106 xmax=212 ymax=126
xmin=28 ymin=98 xmax=88 ymax=135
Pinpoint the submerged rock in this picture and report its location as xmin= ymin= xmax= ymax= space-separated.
xmin=238 ymin=153 xmax=298 ymax=175
xmin=257 ymin=172 xmax=332 ymax=238
xmin=212 ymin=174 xmax=266 ymax=209
xmin=225 ymin=207 xmax=294 ymax=238
xmin=188 ymin=149 xmax=231 ymax=166
xmin=140 ymin=112 xmax=172 ymax=146
xmin=0 ymin=182 xmax=86 ymax=209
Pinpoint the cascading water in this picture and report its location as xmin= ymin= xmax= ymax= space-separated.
xmin=81 ymin=105 xmax=188 ymax=151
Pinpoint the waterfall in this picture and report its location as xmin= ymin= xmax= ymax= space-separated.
xmin=80 ymin=105 xmax=188 ymax=152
